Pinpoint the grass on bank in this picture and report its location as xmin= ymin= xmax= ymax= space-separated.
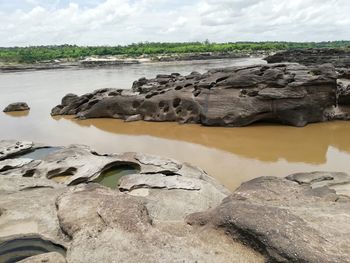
xmin=1 ymin=41 xmax=350 ymax=64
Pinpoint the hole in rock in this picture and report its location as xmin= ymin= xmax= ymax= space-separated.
xmin=132 ymin=101 xmax=140 ymax=108
xmin=176 ymin=107 xmax=183 ymax=115
xmin=94 ymin=163 xmax=140 ymax=189
xmin=0 ymin=235 xmax=66 ymax=263
xmin=173 ymin=98 xmax=181 ymax=108
xmin=23 ymin=169 xmax=36 ymax=178
xmin=14 ymin=147 xmax=61 ymax=160
xmin=48 ymin=167 xmax=78 ymax=183
xmin=175 ymin=86 xmax=183 ymax=90
xmin=163 ymin=105 xmax=169 ymax=113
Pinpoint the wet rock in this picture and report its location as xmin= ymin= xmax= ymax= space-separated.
xmin=51 ymin=63 xmax=337 ymax=127
xmin=3 ymin=102 xmax=30 ymax=112
xmin=187 ymin=176 xmax=350 ymax=263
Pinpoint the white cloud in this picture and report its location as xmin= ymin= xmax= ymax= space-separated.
xmin=0 ymin=0 xmax=349 ymax=46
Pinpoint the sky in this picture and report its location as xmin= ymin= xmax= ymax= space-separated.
xmin=0 ymin=0 xmax=349 ymax=46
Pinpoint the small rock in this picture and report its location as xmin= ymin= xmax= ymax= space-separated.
xmin=3 ymin=102 xmax=30 ymax=112
xmin=125 ymin=114 xmax=142 ymax=122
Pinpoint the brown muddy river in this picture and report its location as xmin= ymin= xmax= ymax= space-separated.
xmin=1 ymin=58 xmax=350 ymax=191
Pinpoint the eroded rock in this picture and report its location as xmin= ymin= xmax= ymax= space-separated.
xmin=187 ymin=176 xmax=350 ymax=262
xmin=0 ymin=140 xmax=34 ymax=160
xmin=265 ymin=49 xmax=350 ymax=70
xmin=51 ymin=63 xmax=337 ymax=127
xmin=2 ymin=140 xmax=349 ymax=262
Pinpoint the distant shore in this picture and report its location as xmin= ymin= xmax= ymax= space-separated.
xmin=0 ymin=51 xmax=270 ymax=72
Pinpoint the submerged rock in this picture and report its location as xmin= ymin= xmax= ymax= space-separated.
xmin=51 ymin=63 xmax=337 ymax=127
xmin=3 ymin=102 xmax=30 ymax=112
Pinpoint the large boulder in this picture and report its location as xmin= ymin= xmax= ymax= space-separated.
xmin=187 ymin=175 xmax=350 ymax=263
xmin=51 ymin=63 xmax=337 ymax=127
xmin=3 ymin=102 xmax=30 ymax=112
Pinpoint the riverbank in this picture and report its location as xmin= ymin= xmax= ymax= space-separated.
xmin=0 ymin=51 xmax=269 ymax=72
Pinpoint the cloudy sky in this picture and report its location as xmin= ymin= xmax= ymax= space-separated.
xmin=0 ymin=0 xmax=349 ymax=46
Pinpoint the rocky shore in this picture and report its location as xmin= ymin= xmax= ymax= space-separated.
xmin=52 ymin=63 xmax=343 ymax=127
xmin=265 ymin=48 xmax=350 ymax=79
xmin=0 ymin=140 xmax=349 ymax=262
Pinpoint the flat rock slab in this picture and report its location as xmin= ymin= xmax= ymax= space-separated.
xmin=0 ymin=140 xmax=34 ymax=160
xmin=187 ymin=176 xmax=350 ymax=263
xmin=51 ymin=63 xmax=337 ymax=127
xmin=3 ymin=102 xmax=30 ymax=112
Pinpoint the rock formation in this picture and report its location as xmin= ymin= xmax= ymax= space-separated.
xmin=265 ymin=48 xmax=350 ymax=79
xmin=0 ymin=140 xmax=260 ymax=263
xmin=187 ymin=175 xmax=350 ymax=263
xmin=52 ymin=63 xmax=338 ymax=127
xmin=1 ymin=140 xmax=350 ymax=262
xmin=3 ymin=102 xmax=30 ymax=112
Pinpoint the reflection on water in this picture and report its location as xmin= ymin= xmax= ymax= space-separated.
xmin=94 ymin=165 xmax=140 ymax=189
xmin=4 ymin=111 xmax=29 ymax=118
xmin=15 ymin=147 xmax=61 ymax=160
xmin=1 ymin=58 xmax=350 ymax=190
xmin=66 ymin=117 xmax=350 ymax=164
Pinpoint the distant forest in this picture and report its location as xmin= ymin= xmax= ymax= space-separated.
xmin=1 ymin=41 xmax=350 ymax=63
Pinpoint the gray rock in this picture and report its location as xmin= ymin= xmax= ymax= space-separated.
xmin=265 ymin=48 xmax=350 ymax=70
xmin=0 ymin=140 xmax=34 ymax=160
xmin=17 ymin=252 xmax=67 ymax=263
xmin=125 ymin=114 xmax=142 ymax=122
xmin=51 ymin=63 xmax=337 ymax=127
xmin=338 ymin=81 xmax=350 ymax=105
xmin=57 ymin=184 xmax=261 ymax=263
xmin=3 ymin=102 xmax=30 ymax=112
xmin=119 ymin=173 xmax=202 ymax=191
xmin=287 ymin=171 xmax=350 ymax=197
xmin=187 ymin=176 xmax=350 ymax=262
xmin=0 ymin=140 xmax=263 ymax=263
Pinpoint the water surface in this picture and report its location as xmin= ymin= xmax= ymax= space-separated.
xmin=1 ymin=58 xmax=350 ymax=190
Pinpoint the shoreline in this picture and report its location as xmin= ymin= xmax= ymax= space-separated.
xmin=0 ymin=51 xmax=270 ymax=73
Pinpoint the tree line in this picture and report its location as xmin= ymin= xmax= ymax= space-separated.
xmin=1 ymin=41 xmax=349 ymax=63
